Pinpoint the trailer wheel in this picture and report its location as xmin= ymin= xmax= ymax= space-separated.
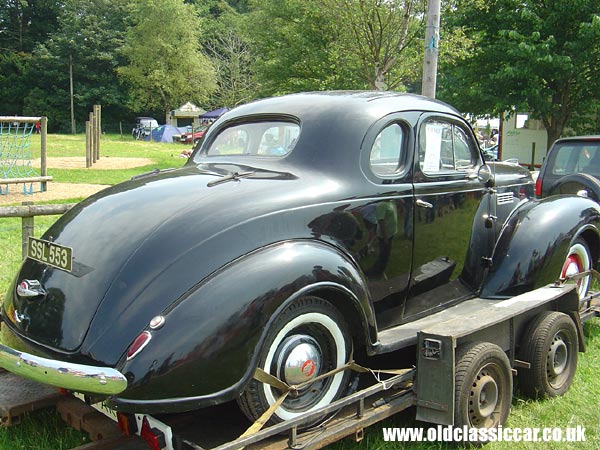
xmin=454 ymin=342 xmax=512 ymax=430
xmin=560 ymin=238 xmax=592 ymax=304
xmin=518 ymin=311 xmax=578 ymax=398
xmin=237 ymin=296 xmax=356 ymax=426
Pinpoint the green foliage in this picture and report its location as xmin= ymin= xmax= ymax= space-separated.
xmin=440 ymin=0 xmax=600 ymax=147
xmin=20 ymin=0 xmax=133 ymax=132
xmin=322 ymin=0 xmax=425 ymax=91
xmin=197 ymin=0 xmax=257 ymax=107
xmin=118 ymin=0 xmax=217 ymax=116
xmin=0 ymin=0 xmax=61 ymax=53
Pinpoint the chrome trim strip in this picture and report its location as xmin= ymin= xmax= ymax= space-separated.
xmin=0 ymin=343 xmax=127 ymax=395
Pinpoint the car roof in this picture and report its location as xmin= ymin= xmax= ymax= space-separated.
xmin=554 ymin=135 xmax=600 ymax=144
xmin=219 ymin=91 xmax=461 ymax=123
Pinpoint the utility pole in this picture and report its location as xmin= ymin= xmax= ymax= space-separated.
xmin=422 ymin=0 xmax=441 ymax=99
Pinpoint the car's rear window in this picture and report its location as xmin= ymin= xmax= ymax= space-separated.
xmin=201 ymin=121 xmax=300 ymax=158
xmin=551 ymin=142 xmax=600 ymax=177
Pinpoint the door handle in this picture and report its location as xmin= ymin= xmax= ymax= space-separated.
xmin=416 ymin=199 xmax=433 ymax=209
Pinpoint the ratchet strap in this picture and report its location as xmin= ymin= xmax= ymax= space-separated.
xmin=238 ymin=361 xmax=411 ymax=441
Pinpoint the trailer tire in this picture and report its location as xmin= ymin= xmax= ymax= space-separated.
xmin=237 ymin=296 xmax=357 ymax=427
xmin=518 ymin=311 xmax=578 ymax=398
xmin=454 ymin=342 xmax=512 ymax=431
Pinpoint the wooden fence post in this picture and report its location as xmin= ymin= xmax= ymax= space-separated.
xmin=94 ymin=104 xmax=101 ymax=160
xmin=40 ymin=116 xmax=48 ymax=192
xmin=86 ymin=120 xmax=92 ymax=168
xmin=89 ymin=112 xmax=96 ymax=164
xmin=21 ymin=202 xmax=34 ymax=260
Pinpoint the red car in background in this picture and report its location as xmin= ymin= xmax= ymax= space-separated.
xmin=179 ymin=125 xmax=208 ymax=144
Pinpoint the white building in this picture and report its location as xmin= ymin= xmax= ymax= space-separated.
xmin=500 ymin=113 xmax=547 ymax=167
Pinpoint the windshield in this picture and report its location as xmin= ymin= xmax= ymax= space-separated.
xmin=551 ymin=141 xmax=600 ymax=178
xmin=198 ymin=121 xmax=300 ymax=159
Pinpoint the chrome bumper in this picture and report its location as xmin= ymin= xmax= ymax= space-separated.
xmin=0 ymin=343 xmax=127 ymax=395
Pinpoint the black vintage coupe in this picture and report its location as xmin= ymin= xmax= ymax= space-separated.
xmin=1 ymin=92 xmax=599 ymax=426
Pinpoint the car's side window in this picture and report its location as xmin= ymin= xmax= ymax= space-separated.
xmin=369 ymin=123 xmax=404 ymax=177
xmin=420 ymin=120 xmax=477 ymax=175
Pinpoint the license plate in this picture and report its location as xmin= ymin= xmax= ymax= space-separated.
xmin=27 ymin=237 xmax=73 ymax=272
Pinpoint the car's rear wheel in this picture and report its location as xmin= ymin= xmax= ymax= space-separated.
xmin=237 ymin=296 xmax=356 ymax=426
xmin=560 ymin=238 xmax=592 ymax=304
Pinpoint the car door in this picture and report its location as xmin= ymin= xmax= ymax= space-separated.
xmin=402 ymin=114 xmax=492 ymax=321
xmin=357 ymin=115 xmax=416 ymax=330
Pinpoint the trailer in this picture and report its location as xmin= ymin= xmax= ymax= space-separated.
xmin=65 ymin=281 xmax=597 ymax=450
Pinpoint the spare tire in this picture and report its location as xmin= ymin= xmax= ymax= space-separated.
xmin=549 ymin=173 xmax=600 ymax=201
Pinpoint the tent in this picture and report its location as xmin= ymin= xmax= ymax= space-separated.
xmin=144 ymin=124 xmax=181 ymax=143
xmin=199 ymin=107 xmax=228 ymax=119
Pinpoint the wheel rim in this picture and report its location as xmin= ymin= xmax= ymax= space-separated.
xmin=262 ymin=312 xmax=346 ymax=420
xmin=546 ymin=331 xmax=571 ymax=388
xmin=469 ymin=364 xmax=504 ymax=427
xmin=561 ymin=243 xmax=591 ymax=298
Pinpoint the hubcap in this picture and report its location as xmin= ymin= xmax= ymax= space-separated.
xmin=547 ymin=332 xmax=569 ymax=382
xmin=276 ymin=335 xmax=322 ymax=386
xmin=470 ymin=371 xmax=499 ymax=424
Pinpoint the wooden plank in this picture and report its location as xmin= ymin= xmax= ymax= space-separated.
xmin=0 ymin=371 xmax=60 ymax=426
xmin=0 ymin=202 xmax=76 ymax=218
xmin=70 ymin=435 xmax=148 ymax=450
xmin=57 ymin=396 xmax=123 ymax=441
xmin=0 ymin=176 xmax=53 ymax=185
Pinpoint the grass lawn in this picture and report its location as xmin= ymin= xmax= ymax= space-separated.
xmin=0 ymin=133 xmax=597 ymax=449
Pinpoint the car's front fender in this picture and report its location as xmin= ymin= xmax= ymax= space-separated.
xmin=481 ymin=196 xmax=600 ymax=298
xmin=109 ymin=239 xmax=374 ymax=413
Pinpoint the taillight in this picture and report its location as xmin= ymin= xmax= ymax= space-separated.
xmin=140 ymin=416 xmax=166 ymax=450
xmin=535 ymin=176 xmax=542 ymax=197
xmin=126 ymin=331 xmax=152 ymax=360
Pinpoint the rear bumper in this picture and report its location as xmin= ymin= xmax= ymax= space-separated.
xmin=0 ymin=342 xmax=127 ymax=395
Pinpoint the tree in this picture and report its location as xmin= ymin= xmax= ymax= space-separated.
xmin=323 ymin=0 xmax=425 ymax=91
xmin=243 ymin=0 xmax=367 ymax=96
xmin=440 ymin=0 xmax=600 ymax=148
xmin=194 ymin=0 xmax=256 ymax=108
xmin=0 ymin=0 xmax=62 ymax=116
xmin=244 ymin=0 xmax=425 ymax=96
xmin=0 ymin=0 xmax=61 ymax=53
xmin=118 ymin=0 xmax=216 ymax=120
xmin=24 ymin=0 xmax=133 ymax=132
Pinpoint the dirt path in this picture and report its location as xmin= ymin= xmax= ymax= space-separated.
xmin=1 ymin=157 xmax=152 ymax=206
xmin=32 ymin=156 xmax=153 ymax=170
xmin=0 ymin=182 xmax=110 ymax=205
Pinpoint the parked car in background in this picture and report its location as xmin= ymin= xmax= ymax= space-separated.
xmin=482 ymin=144 xmax=499 ymax=161
xmin=1 ymin=92 xmax=598 ymax=434
xmin=179 ymin=125 xmax=208 ymax=144
xmin=132 ymin=117 xmax=159 ymax=140
xmin=536 ymin=136 xmax=600 ymax=201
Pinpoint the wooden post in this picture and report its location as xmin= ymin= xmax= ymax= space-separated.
xmin=531 ymin=142 xmax=536 ymax=170
xmin=86 ymin=120 xmax=92 ymax=168
xmin=89 ymin=112 xmax=96 ymax=164
xmin=40 ymin=116 xmax=48 ymax=192
xmin=93 ymin=105 xmax=101 ymax=161
xmin=21 ymin=202 xmax=34 ymax=260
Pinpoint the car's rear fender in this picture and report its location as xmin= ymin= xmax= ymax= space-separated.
xmin=480 ymin=196 xmax=600 ymax=298
xmin=109 ymin=239 xmax=375 ymax=414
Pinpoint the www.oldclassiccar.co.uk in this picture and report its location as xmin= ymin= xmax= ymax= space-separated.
xmin=382 ymin=425 xmax=586 ymax=443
